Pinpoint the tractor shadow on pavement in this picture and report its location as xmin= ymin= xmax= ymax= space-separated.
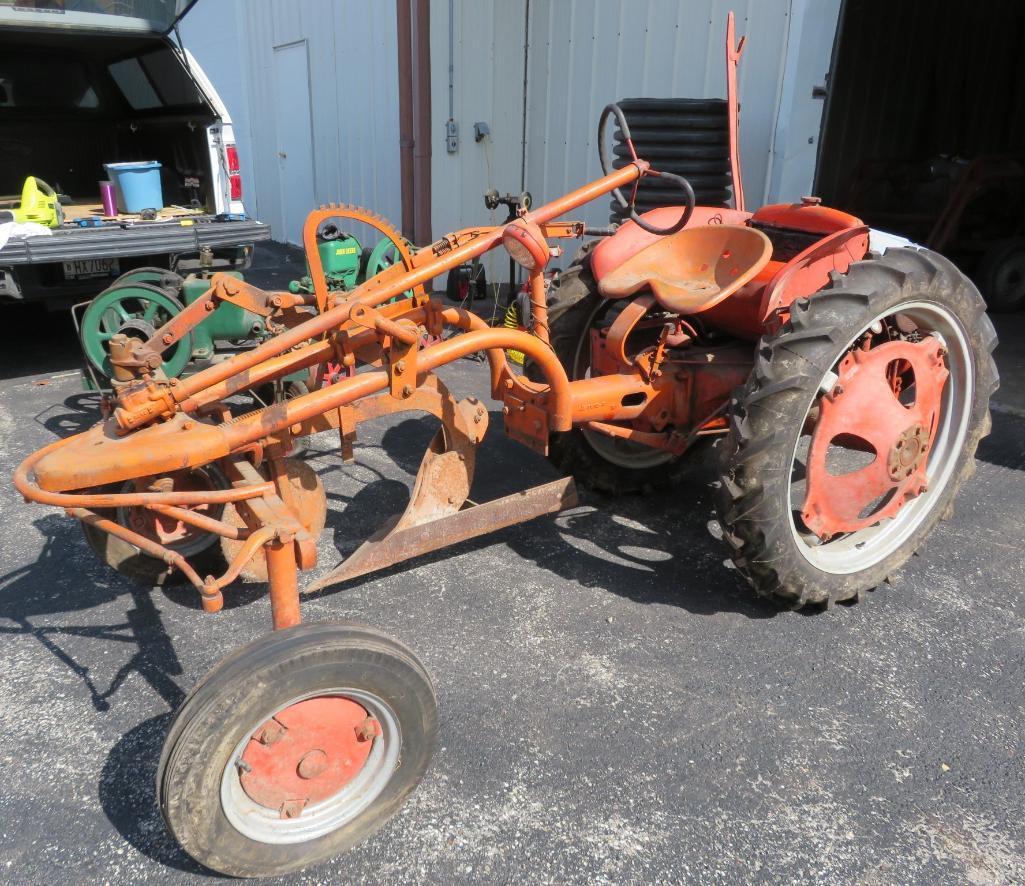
xmin=0 ymin=515 xmax=190 ymax=713
xmin=976 ymin=408 xmax=1025 ymax=472
xmin=312 ymin=412 xmax=778 ymax=620
xmin=0 ymin=518 xmax=231 ymax=874
xmin=35 ymin=391 xmax=103 ymax=439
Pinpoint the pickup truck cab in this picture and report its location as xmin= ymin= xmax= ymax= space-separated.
xmin=0 ymin=0 xmax=270 ymax=306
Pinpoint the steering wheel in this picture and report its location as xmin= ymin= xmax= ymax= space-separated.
xmin=598 ymin=102 xmax=695 ymax=235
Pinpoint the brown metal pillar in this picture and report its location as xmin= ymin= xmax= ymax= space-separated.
xmin=397 ymin=0 xmax=416 ymax=238
xmin=412 ymin=0 xmax=432 ymax=246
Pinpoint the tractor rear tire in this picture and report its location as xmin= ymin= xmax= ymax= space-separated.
xmin=525 ymin=252 xmax=683 ymax=494
xmin=81 ymin=465 xmax=229 ymax=587
xmin=977 ymin=237 xmax=1025 ymax=312
xmin=158 ymin=622 xmax=437 ymax=878
xmin=715 ymin=247 xmax=998 ymax=608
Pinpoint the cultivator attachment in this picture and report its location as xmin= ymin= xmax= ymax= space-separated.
xmin=12 ymin=114 xmax=819 ymax=628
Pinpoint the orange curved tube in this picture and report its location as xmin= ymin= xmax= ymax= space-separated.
xmin=68 ymin=507 xmax=205 ymax=591
xmin=219 ymin=326 xmax=572 ymax=450
xmin=13 ymin=434 xmax=273 ymax=508
xmin=209 ymin=526 xmax=277 ymax=590
xmin=421 ymin=328 xmax=571 ymax=431
xmin=434 ymin=305 xmax=510 ymax=394
xmin=148 ymin=502 xmax=248 ymax=540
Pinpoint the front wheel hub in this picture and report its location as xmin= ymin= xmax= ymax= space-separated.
xmin=239 ymin=696 xmax=379 ymax=817
xmin=122 ymin=470 xmax=218 ymax=549
xmin=802 ymin=335 xmax=949 ymax=539
xmin=887 ymin=423 xmax=929 ymax=481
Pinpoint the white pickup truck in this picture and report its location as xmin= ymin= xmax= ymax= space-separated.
xmin=0 ymin=0 xmax=270 ymax=306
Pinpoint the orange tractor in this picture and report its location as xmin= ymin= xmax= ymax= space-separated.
xmin=14 ymin=34 xmax=997 ymax=881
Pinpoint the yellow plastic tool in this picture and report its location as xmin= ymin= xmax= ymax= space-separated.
xmin=0 ymin=177 xmax=64 ymax=228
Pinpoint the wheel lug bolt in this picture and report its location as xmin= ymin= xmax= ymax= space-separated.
xmin=354 ymin=716 xmax=382 ymax=742
xmin=255 ymin=719 xmax=287 ymax=746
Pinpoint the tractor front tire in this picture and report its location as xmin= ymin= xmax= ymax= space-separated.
xmin=158 ymin=622 xmax=437 ymax=878
xmin=716 ymin=247 xmax=998 ymax=608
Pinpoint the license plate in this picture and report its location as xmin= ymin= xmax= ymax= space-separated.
xmin=63 ymin=258 xmax=120 ymax=280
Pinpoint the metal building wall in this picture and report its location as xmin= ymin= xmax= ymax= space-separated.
xmin=185 ymin=0 xmax=821 ymax=250
xmin=186 ymin=0 xmax=402 ymax=245
xmin=429 ymin=0 xmax=529 ymax=287
xmin=431 ymin=0 xmax=794 ymax=240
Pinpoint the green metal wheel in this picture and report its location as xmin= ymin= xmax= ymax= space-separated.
xmin=79 ymin=282 xmax=193 ymax=380
xmin=363 ymin=235 xmax=415 ymax=301
xmin=109 ymin=266 xmax=183 ymax=292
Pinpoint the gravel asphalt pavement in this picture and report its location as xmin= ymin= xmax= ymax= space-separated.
xmin=1 ymin=245 xmax=1023 ymax=883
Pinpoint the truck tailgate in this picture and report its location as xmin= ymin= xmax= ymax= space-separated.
xmin=0 ymin=219 xmax=271 ymax=265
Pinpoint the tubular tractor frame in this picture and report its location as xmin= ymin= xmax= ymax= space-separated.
xmin=15 ymin=194 xmax=616 ymax=616
xmin=13 ymin=15 xmax=996 ymax=877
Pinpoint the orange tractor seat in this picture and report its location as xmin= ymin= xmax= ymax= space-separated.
xmin=597 ymin=223 xmax=773 ymax=316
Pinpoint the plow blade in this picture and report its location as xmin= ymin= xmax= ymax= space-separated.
xmin=306 ymin=477 xmax=578 ymax=593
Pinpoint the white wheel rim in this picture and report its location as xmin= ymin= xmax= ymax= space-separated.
xmin=788 ymin=300 xmax=973 ymax=575
xmin=220 ymin=687 xmax=400 ymax=845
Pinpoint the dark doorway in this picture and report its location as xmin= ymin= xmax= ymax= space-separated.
xmin=816 ymin=0 xmax=1025 ymax=310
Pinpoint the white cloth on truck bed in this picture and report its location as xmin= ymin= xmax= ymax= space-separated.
xmin=0 ymin=221 xmax=53 ymax=252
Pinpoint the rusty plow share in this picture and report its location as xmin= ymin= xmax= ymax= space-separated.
xmin=300 ymin=377 xmax=577 ymax=594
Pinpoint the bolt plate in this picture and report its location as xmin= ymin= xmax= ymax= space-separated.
xmin=239 ymin=696 xmax=375 ymax=811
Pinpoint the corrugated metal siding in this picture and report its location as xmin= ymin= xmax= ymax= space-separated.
xmin=244 ymin=0 xmax=401 ymax=244
xmin=187 ymin=0 xmax=805 ymax=248
xmin=186 ymin=0 xmax=402 ymax=245
xmin=523 ymin=0 xmax=791 ymax=230
xmin=429 ymin=0 xmax=528 ymax=285
xmin=431 ymin=0 xmax=792 ymax=240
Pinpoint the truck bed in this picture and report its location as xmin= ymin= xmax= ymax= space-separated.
xmin=0 ymin=216 xmax=271 ymax=265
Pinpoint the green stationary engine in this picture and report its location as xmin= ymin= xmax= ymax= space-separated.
xmin=288 ymin=229 xmax=362 ymax=295
xmin=75 ymin=215 xmax=414 ymax=388
xmin=286 ymin=221 xmax=413 ymax=299
xmin=76 ymin=266 xmax=271 ymax=386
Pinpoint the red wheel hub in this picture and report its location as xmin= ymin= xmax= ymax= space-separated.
xmin=802 ymin=335 xmax=949 ymax=539
xmin=126 ymin=471 xmax=214 ymax=545
xmin=239 ymin=696 xmax=380 ymax=817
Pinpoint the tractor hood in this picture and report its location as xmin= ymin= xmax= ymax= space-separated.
xmin=0 ymin=0 xmax=198 ymax=36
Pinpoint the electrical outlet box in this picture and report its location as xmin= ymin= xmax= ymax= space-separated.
xmin=446 ymin=118 xmax=459 ymax=153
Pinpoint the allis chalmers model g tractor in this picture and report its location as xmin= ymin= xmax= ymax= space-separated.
xmin=14 ymin=26 xmax=996 ymax=879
